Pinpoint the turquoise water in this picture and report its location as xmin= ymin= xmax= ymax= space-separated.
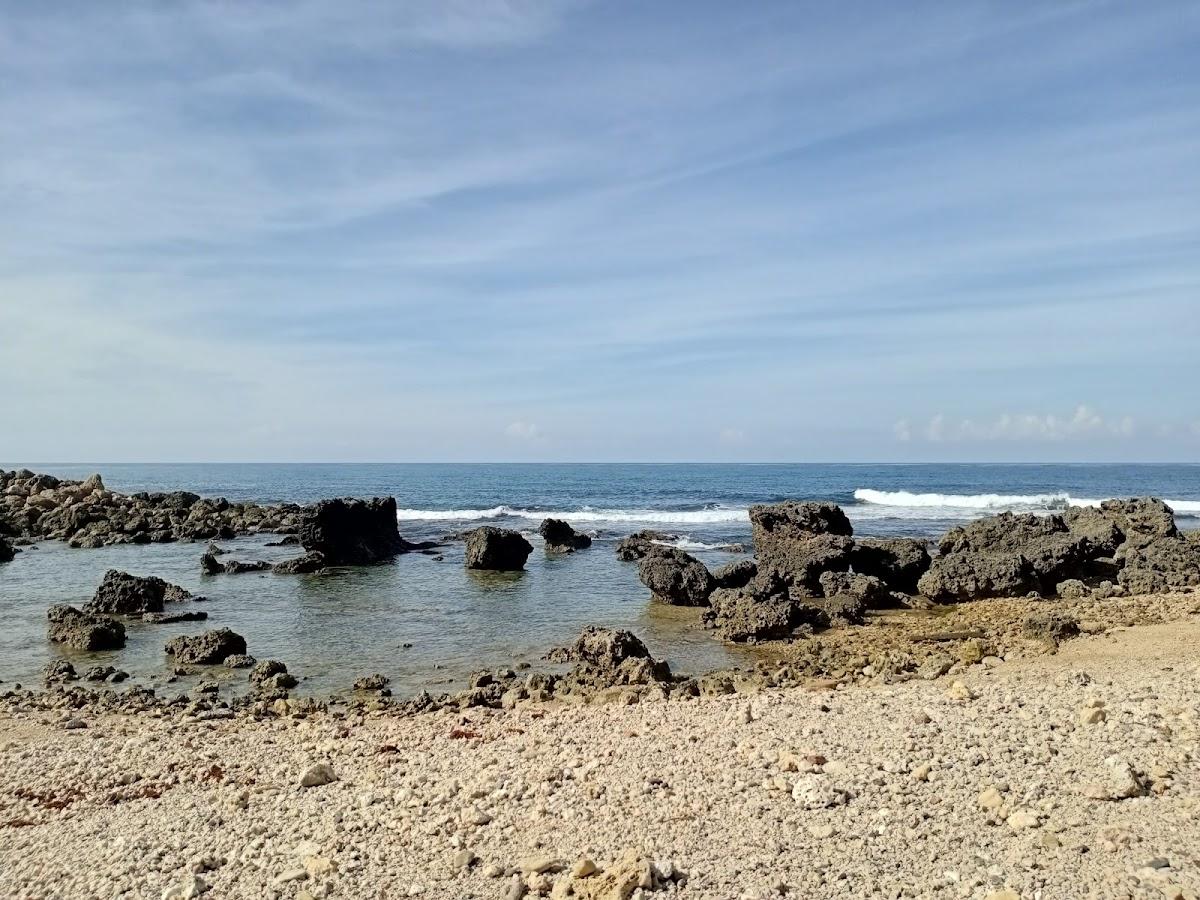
xmin=2 ymin=463 xmax=1198 ymax=697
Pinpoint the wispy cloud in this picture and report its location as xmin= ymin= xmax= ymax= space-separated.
xmin=0 ymin=1 xmax=1197 ymax=461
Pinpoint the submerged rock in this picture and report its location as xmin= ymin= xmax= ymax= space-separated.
xmin=164 ymin=628 xmax=247 ymax=665
xmin=637 ymin=547 xmax=713 ymax=606
xmin=464 ymin=526 xmax=533 ymax=571
xmin=539 ymin=518 xmax=592 ymax=553
xmin=272 ymin=552 xmax=326 ymax=574
xmin=299 ymin=497 xmax=409 ymax=566
xmin=202 ymin=554 xmax=270 ymax=575
xmin=47 ymin=605 xmax=126 ymax=651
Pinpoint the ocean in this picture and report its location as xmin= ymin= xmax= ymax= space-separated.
xmin=2 ymin=463 xmax=1198 ymax=698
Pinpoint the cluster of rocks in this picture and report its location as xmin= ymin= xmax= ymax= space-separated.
xmin=202 ymin=496 xmax=437 ymax=575
xmin=0 ymin=469 xmax=302 ymax=547
xmin=617 ymin=497 xmax=1199 ymax=644
xmin=46 ymin=569 xmax=209 ymax=651
xmin=619 ymin=500 xmax=928 ymax=643
xmin=918 ymin=498 xmax=1200 ymax=601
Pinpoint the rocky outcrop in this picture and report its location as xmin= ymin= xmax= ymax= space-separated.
xmin=47 ymin=605 xmax=126 ymax=651
xmin=538 ymin=518 xmax=592 ymax=552
xmin=614 ymin=531 xmax=671 ymax=561
xmin=164 ymin=628 xmax=247 ymax=664
xmin=749 ymin=501 xmax=854 ymax=591
xmin=0 ymin=468 xmax=301 ymax=547
xmin=299 ymin=497 xmax=410 ymax=566
xmin=464 ymin=527 xmax=533 ymax=571
xmin=920 ymin=499 xmax=1198 ymax=602
xmin=849 ymin=538 xmax=931 ymax=593
xmin=0 ymin=534 xmax=14 ymax=563
xmin=637 ymin=548 xmax=713 ymax=606
xmin=86 ymin=569 xmax=195 ymax=615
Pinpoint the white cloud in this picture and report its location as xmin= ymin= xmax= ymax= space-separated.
xmin=913 ymin=405 xmax=1137 ymax=443
xmin=892 ymin=419 xmax=912 ymax=442
xmin=505 ymin=421 xmax=542 ymax=441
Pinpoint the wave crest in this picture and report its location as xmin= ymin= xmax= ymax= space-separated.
xmin=854 ymin=489 xmax=1200 ymax=517
xmin=395 ymin=505 xmax=750 ymax=525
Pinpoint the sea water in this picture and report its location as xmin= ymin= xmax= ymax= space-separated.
xmin=2 ymin=463 xmax=1197 ymax=697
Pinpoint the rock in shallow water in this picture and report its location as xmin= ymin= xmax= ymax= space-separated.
xmin=47 ymin=604 xmax=126 ymax=651
xmin=299 ymin=496 xmax=410 ymax=565
xmin=538 ymin=517 xmax=592 ymax=552
xmin=464 ymin=526 xmax=533 ymax=571
xmin=637 ymin=547 xmax=713 ymax=606
xmin=165 ymin=628 xmax=247 ymax=664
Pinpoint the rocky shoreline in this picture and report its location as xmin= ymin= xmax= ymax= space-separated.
xmin=3 ymin=469 xmax=1200 ymax=713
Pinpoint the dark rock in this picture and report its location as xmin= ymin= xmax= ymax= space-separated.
xmin=272 ymin=552 xmax=326 ymax=574
xmin=712 ymin=559 xmax=758 ymax=590
xmin=918 ymin=550 xmax=1036 ymax=603
xmin=206 ymin=542 xmax=228 ymax=556
xmin=750 ymin=500 xmax=853 ymax=544
xmin=0 ymin=535 xmax=14 ymax=563
xmin=353 ymin=673 xmax=390 ymax=692
xmin=1118 ymin=538 xmax=1200 ymax=594
xmin=266 ymin=534 xmax=301 ymax=546
xmin=797 ymin=591 xmax=867 ymax=627
xmin=849 ymin=538 xmax=931 ymax=594
xmin=615 ymin=530 xmax=671 ymax=562
xmin=464 ymin=526 xmax=533 ymax=571
xmin=85 ymin=665 xmax=117 ymax=682
xmin=47 ymin=605 xmax=126 ymax=651
xmin=87 ymin=569 xmax=187 ymax=615
xmin=538 ymin=518 xmax=592 ymax=552
xmin=548 ymin=626 xmax=671 ymax=689
xmin=164 ymin=628 xmax=247 ymax=665
xmin=637 ymin=547 xmax=714 ymax=606
xmin=223 ymin=654 xmax=256 ymax=669
xmin=704 ymin=587 xmax=797 ymax=642
xmin=43 ymin=660 xmax=78 ymax=684
xmin=141 ymin=610 xmax=209 ymax=624
xmin=299 ymin=497 xmax=408 ymax=566
xmin=1063 ymin=507 xmax=1124 ymax=557
xmin=249 ymin=659 xmax=289 ymax=684
xmin=1101 ymin=498 xmax=1180 ymax=549
xmin=203 ymin=556 xmax=270 ymax=575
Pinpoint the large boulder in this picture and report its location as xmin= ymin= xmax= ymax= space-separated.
xmin=749 ymin=501 xmax=854 ymax=591
xmin=86 ymin=569 xmax=193 ymax=615
xmin=47 ymin=605 xmax=126 ymax=651
xmin=299 ymin=497 xmax=407 ymax=565
xmin=0 ymin=535 xmax=14 ymax=564
xmin=464 ymin=527 xmax=533 ymax=571
xmin=920 ymin=513 xmax=1096 ymax=602
xmin=1098 ymin=498 xmax=1179 ymax=550
xmin=849 ymin=538 xmax=931 ymax=594
xmin=538 ymin=518 xmax=592 ymax=553
xmin=165 ymin=628 xmax=247 ymax=664
xmin=637 ymin=548 xmax=714 ymax=606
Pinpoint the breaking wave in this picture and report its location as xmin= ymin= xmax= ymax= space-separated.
xmin=395 ymin=504 xmax=750 ymax=525
xmin=854 ymin=489 xmax=1200 ymax=518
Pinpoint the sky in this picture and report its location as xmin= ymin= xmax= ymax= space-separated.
xmin=1 ymin=0 xmax=1198 ymax=463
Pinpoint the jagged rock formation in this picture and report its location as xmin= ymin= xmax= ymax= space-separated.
xmin=464 ymin=526 xmax=533 ymax=571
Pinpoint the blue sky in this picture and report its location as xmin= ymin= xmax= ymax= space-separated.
xmin=1 ymin=0 xmax=1198 ymax=462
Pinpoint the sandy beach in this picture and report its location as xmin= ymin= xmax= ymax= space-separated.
xmin=2 ymin=606 xmax=1198 ymax=900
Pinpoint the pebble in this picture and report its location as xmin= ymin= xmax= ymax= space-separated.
xmin=299 ymin=763 xmax=337 ymax=788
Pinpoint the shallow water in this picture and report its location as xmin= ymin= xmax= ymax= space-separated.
xmin=2 ymin=463 xmax=1198 ymax=698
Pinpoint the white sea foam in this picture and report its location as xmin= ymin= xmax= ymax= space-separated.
xmin=650 ymin=538 xmax=741 ymax=551
xmin=395 ymin=505 xmax=750 ymax=525
xmin=854 ymin=489 xmax=1200 ymax=517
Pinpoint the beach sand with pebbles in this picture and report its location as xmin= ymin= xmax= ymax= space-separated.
xmin=2 ymin=608 xmax=1198 ymax=900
